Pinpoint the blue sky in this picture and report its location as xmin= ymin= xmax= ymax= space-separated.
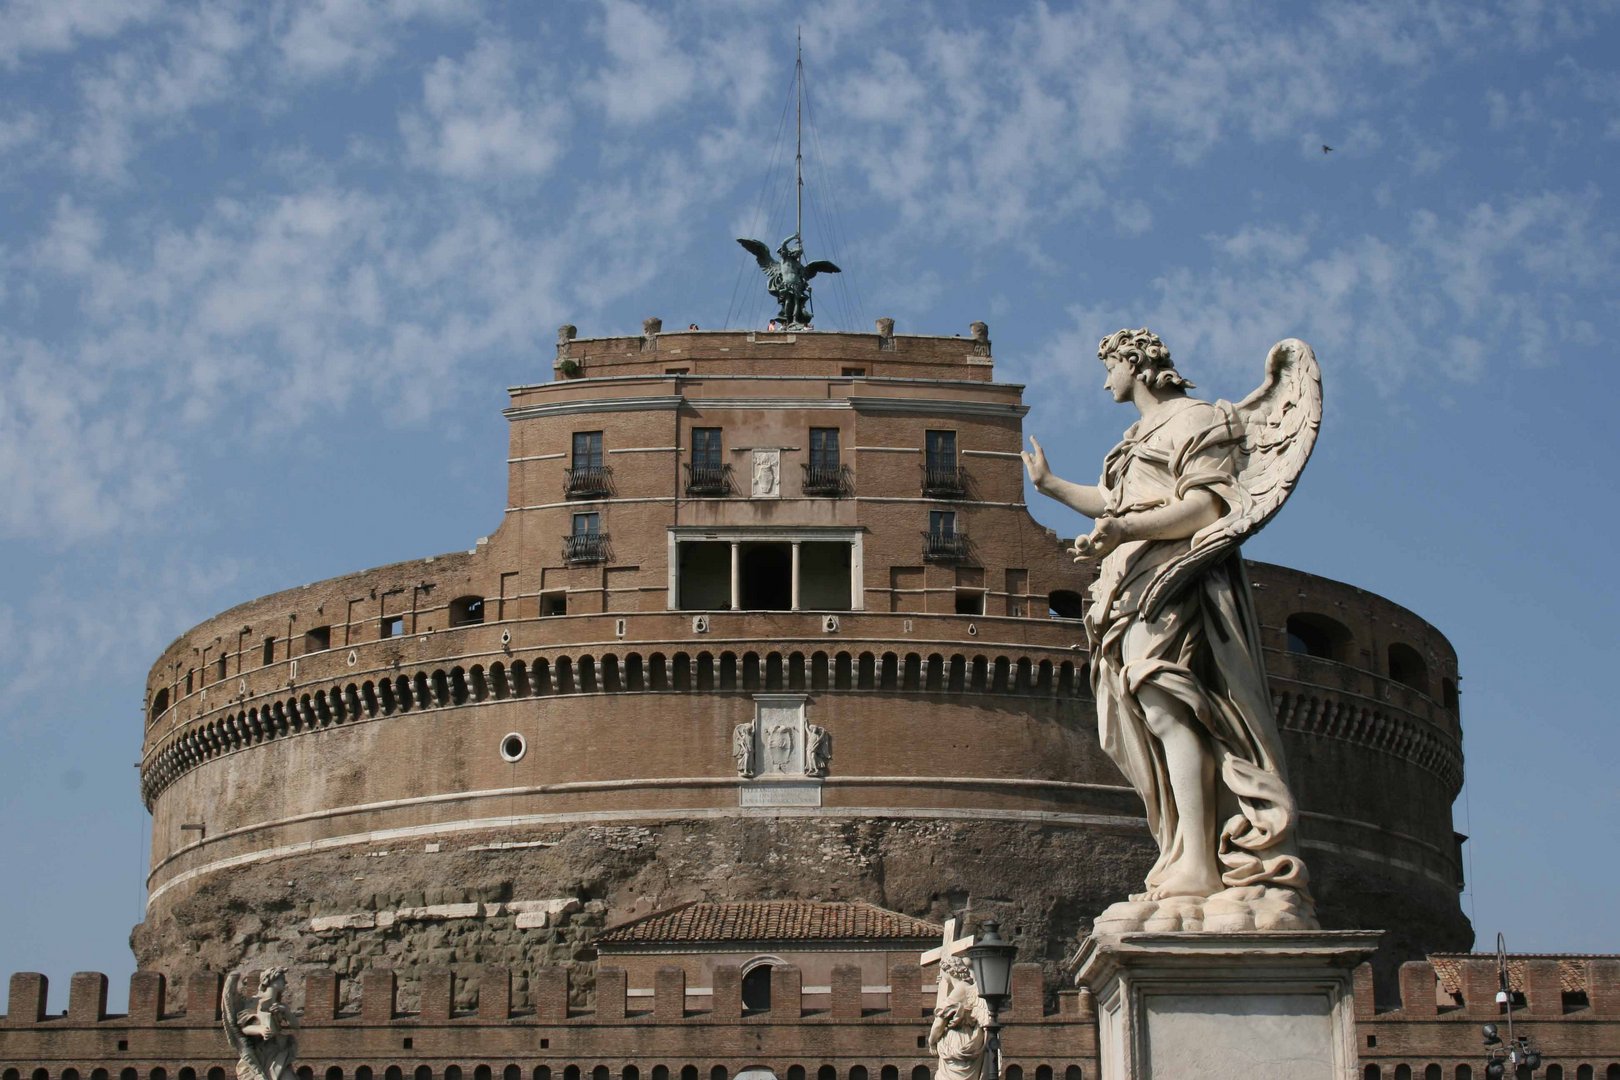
xmin=2 ymin=0 xmax=1618 ymax=1005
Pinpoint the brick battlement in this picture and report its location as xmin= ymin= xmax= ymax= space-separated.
xmin=6 ymin=957 xmax=1619 ymax=1076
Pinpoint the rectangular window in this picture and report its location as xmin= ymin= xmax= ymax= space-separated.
xmin=810 ymin=428 xmax=840 ymax=471
xmin=930 ymin=510 xmax=957 ymax=536
xmin=572 ymin=512 xmax=600 ymax=536
xmin=185 ymin=669 xmax=194 ymax=694
xmin=691 ymin=428 xmax=722 ymax=468
xmin=955 ymin=590 xmax=985 ymax=616
xmin=216 ymin=654 xmax=228 ymax=681
xmin=571 ymin=431 xmax=603 ymax=469
xmin=261 ymin=636 xmax=275 ymax=666
xmin=540 ymin=592 xmax=567 ymax=617
xmin=380 ymin=615 xmax=404 ymax=639
xmin=925 ymin=430 xmax=957 ymax=471
xmin=842 ymin=367 xmax=865 ymax=377
xmin=304 ymin=625 xmax=331 ymax=653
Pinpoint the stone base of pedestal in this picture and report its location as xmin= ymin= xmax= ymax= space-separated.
xmin=1069 ymin=930 xmax=1381 ymax=1080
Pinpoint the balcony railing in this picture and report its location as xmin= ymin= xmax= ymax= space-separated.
xmin=563 ymin=532 xmax=609 ymax=564
xmin=565 ymin=463 xmax=612 ymax=498
xmin=685 ymin=462 xmax=729 ymax=496
xmin=801 ymin=462 xmax=848 ymax=497
xmin=923 ymin=530 xmax=968 ymax=561
xmin=923 ymin=462 xmax=966 ymax=497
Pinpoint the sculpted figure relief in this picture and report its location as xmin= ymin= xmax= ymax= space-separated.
xmin=1024 ymin=328 xmax=1322 ymax=934
xmin=733 ymin=722 xmax=756 ymax=778
xmin=806 ymin=723 xmax=831 ymax=777
xmin=222 ymin=968 xmax=299 ymax=1080
xmin=928 ymin=957 xmax=990 ymax=1080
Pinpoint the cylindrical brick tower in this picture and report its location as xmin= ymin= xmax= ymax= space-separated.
xmin=135 ymin=326 xmax=1469 ymax=1007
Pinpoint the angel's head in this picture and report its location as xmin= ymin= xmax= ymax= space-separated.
xmin=257 ymin=967 xmax=287 ymax=996
xmin=941 ymin=957 xmax=973 ymax=984
xmin=1098 ymin=328 xmax=1194 ymax=400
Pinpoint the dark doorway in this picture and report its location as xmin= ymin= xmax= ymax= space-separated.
xmin=741 ymin=544 xmax=792 ymax=610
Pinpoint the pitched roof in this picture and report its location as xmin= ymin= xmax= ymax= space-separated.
xmin=1428 ymin=953 xmax=1615 ymax=997
xmin=598 ymin=901 xmax=943 ymax=946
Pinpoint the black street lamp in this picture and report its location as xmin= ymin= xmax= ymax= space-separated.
xmin=966 ymin=921 xmax=1019 ymax=1080
xmin=1482 ymin=933 xmax=1542 ymax=1079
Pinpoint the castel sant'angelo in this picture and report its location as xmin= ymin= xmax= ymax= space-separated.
xmin=6 ymin=304 xmax=1620 ymax=1076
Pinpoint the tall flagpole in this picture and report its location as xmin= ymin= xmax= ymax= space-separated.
xmin=795 ymin=27 xmax=803 ymax=244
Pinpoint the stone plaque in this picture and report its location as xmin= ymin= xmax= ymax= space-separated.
xmin=751 ymin=449 xmax=781 ymax=498
xmin=740 ymin=780 xmax=823 ymax=807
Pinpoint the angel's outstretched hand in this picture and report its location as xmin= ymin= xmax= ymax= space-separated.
xmin=1021 ymin=435 xmax=1050 ymax=489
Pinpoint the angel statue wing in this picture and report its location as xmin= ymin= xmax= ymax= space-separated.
xmin=736 ymin=238 xmax=775 ymax=271
xmin=803 ymin=260 xmax=841 ymax=278
xmin=1139 ymin=338 xmax=1322 ymax=621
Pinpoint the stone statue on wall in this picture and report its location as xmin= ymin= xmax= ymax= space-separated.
xmin=222 ymin=968 xmax=299 ymax=1080
xmin=806 ymin=724 xmax=831 ymax=777
xmin=733 ymin=722 xmax=756 ymax=778
xmin=928 ymin=957 xmax=990 ymax=1080
xmin=1023 ymin=329 xmax=1323 ymax=934
xmin=751 ymin=450 xmax=781 ymax=498
xmin=736 ymin=233 xmax=841 ymax=329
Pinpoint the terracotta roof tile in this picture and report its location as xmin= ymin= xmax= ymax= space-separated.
xmin=599 ymin=901 xmax=943 ymax=945
xmin=1428 ymin=953 xmax=1615 ymax=997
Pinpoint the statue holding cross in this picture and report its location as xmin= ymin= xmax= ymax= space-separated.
xmin=920 ymin=919 xmax=991 ymax=1080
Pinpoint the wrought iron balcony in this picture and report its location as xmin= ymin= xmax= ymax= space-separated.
xmin=565 ymin=463 xmax=612 ymax=498
xmin=922 ymin=463 xmax=966 ymax=497
xmin=563 ymin=532 xmax=608 ymax=564
xmin=685 ymin=462 xmax=730 ymax=496
xmin=923 ymin=530 xmax=968 ymax=561
xmin=801 ymin=462 xmax=848 ymax=497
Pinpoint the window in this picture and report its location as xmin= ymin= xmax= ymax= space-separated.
xmin=380 ymin=615 xmax=404 ymax=639
xmin=692 ymin=428 xmax=722 ymax=467
xmin=931 ymin=510 xmax=957 ymax=536
xmin=216 ymin=654 xmax=228 ymax=681
xmin=1285 ymin=612 xmax=1353 ymax=661
xmin=567 ymin=431 xmax=608 ymax=496
xmin=261 ymin=636 xmax=275 ymax=666
xmin=955 ymin=590 xmax=984 ymax=615
xmin=185 ymin=669 xmax=194 ymax=694
xmin=687 ymin=428 xmax=726 ymax=494
xmin=449 ymin=596 xmax=484 ymax=627
xmin=541 ymin=592 xmax=567 ymax=617
xmin=924 ymin=430 xmax=963 ymax=494
xmin=925 ymin=511 xmax=965 ymax=561
xmin=664 ymin=366 xmax=689 ymax=375
xmin=805 ymin=427 xmax=843 ymax=495
xmin=1387 ymin=642 xmax=1429 ymax=694
xmin=842 ymin=366 xmax=865 ymax=377
xmin=149 ymin=688 xmax=169 ymax=723
xmin=565 ymin=513 xmax=605 ymax=563
xmin=303 ymin=626 xmax=331 ymax=653
xmin=1049 ymin=589 xmax=1085 ymax=620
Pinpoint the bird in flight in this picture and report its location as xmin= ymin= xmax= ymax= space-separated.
xmin=1322 ymin=144 xmax=1334 ymax=154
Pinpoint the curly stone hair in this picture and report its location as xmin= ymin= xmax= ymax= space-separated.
xmin=941 ymin=957 xmax=973 ymax=982
xmin=1098 ymin=327 xmax=1194 ymax=391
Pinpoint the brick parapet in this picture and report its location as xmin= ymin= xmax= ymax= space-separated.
xmin=7 ymin=958 xmax=1618 ymax=1075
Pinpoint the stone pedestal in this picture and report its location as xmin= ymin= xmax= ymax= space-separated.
xmin=1070 ymin=930 xmax=1380 ymax=1080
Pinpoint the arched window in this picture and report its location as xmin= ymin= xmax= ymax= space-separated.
xmin=533 ymin=1070 xmax=551 ymax=1080
xmin=882 ymin=1068 xmax=898 ymax=1080
xmin=96 ymin=1071 xmax=112 ymax=1080
xmin=848 ymin=1069 xmax=866 ymax=1080
xmin=817 ymin=1068 xmax=836 ymax=1080
xmin=1048 ymin=590 xmax=1084 ymax=620
xmin=711 ymin=1069 xmax=729 ymax=1080
xmin=1066 ymin=1069 xmax=1083 ymax=1080
xmin=152 ymin=1069 xmax=169 ymax=1080
xmin=653 ymin=1070 xmax=670 ymax=1080
xmin=122 ymin=1071 xmax=138 ymax=1080
xmin=741 ymin=963 xmax=773 ymax=1011
xmin=449 ymin=596 xmax=485 ymax=627
xmin=916 ymin=1069 xmax=933 ymax=1080
xmin=356 ymin=1070 xmax=374 ymax=1080
xmin=1036 ymin=1068 xmax=1052 ymax=1080
xmin=1387 ymin=642 xmax=1429 ymax=694
xmin=1003 ymin=1068 xmax=1021 ymax=1080
xmin=681 ymin=1068 xmax=698 ymax=1080
xmin=592 ymin=1068 xmax=609 ymax=1080
xmin=1364 ymin=1068 xmax=1380 ymax=1080
xmin=1425 ymin=1066 xmax=1442 ymax=1080
xmin=65 ymin=1070 xmax=83 ymax=1080
xmin=475 ymin=1068 xmax=492 ymax=1080
xmin=1456 ymin=1067 xmax=1473 ymax=1080
xmin=1442 ymin=677 xmax=1459 ymax=711
xmin=149 ymin=687 xmax=169 ymax=722
xmin=788 ymin=1069 xmax=806 ymax=1080
xmin=387 ymin=1068 xmax=404 ymax=1080
xmin=1545 ymin=1066 xmax=1563 ymax=1080
xmin=623 ymin=1068 xmax=639 ymax=1080
xmin=1285 ymin=612 xmax=1354 ymax=661
xmin=1394 ymin=1066 xmax=1411 ymax=1080
xmin=327 ymin=1068 xmax=344 ymax=1080
xmin=416 ymin=1067 xmax=434 ymax=1080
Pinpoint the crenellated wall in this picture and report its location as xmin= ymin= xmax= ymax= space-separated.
xmin=6 ymin=954 xmax=1619 ymax=1078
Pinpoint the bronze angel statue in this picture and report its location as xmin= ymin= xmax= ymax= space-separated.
xmin=1022 ymin=328 xmax=1323 ymax=934
xmin=736 ymin=233 xmax=840 ymax=328
xmin=222 ymin=968 xmax=299 ymax=1080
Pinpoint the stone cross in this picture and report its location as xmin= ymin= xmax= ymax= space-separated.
xmin=920 ymin=917 xmax=974 ymax=1008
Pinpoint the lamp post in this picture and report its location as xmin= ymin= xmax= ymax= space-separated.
xmin=1481 ymin=933 xmax=1542 ymax=1079
xmin=966 ymin=921 xmax=1018 ymax=1080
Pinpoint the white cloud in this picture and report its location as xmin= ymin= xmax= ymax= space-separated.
xmin=0 ymin=0 xmax=163 ymax=65
xmin=272 ymin=0 xmax=473 ymax=79
xmin=586 ymin=0 xmax=698 ymax=126
xmin=400 ymin=38 xmax=568 ymax=180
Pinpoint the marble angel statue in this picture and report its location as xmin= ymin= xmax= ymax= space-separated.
xmin=1022 ymin=328 xmax=1322 ymax=934
xmin=928 ymin=957 xmax=991 ymax=1080
xmin=222 ymin=968 xmax=299 ymax=1080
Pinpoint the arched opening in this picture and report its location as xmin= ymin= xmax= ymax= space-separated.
xmin=1543 ymin=1067 xmax=1562 ymax=1080
xmin=1394 ymin=1066 xmax=1412 ymax=1080
xmin=591 ymin=1068 xmax=609 ymax=1080
xmin=1285 ymin=612 xmax=1353 ymax=661
xmin=1387 ymin=642 xmax=1430 ymax=694
xmin=917 ymin=1069 xmax=934 ymax=1080
xmin=741 ymin=964 xmax=773 ymax=1011
xmin=881 ymin=1069 xmax=897 ymax=1080
xmin=327 ymin=1068 xmax=345 ymax=1080
xmin=149 ymin=687 xmax=169 ymax=722
xmin=653 ymin=1069 xmax=670 ymax=1080
xmin=681 ymin=1069 xmax=698 ymax=1080
xmin=1363 ymin=1068 xmax=1380 ymax=1080
xmin=475 ymin=1068 xmax=492 ymax=1080
xmin=1066 ymin=1069 xmax=1083 ymax=1080
xmin=1442 ymin=676 xmax=1459 ymax=711
xmin=711 ymin=1069 xmax=728 ymax=1080
xmin=789 ymin=1069 xmax=806 ymax=1080
xmin=848 ymin=1069 xmax=866 ymax=1080
xmin=416 ymin=1067 xmax=434 ymax=1080
xmin=564 ymin=1069 xmax=580 ymax=1080
xmin=504 ymin=1068 xmax=521 ymax=1080
xmin=1002 ymin=1068 xmax=1020 ymax=1080
xmin=1035 ymin=1068 xmax=1051 ymax=1080
xmin=1456 ymin=1067 xmax=1473 ymax=1080
xmin=1048 ymin=590 xmax=1084 ymax=620
xmin=449 ymin=595 xmax=484 ymax=627
xmin=533 ymin=1069 xmax=551 ymax=1080
xmin=817 ymin=1069 xmax=835 ymax=1080
xmin=623 ymin=1069 xmax=639 ymax=1080
xmin=356 ymin=1070 xmax=373 ymax=1080
xmin=741 ymin=545 xmax=792 ymax=610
